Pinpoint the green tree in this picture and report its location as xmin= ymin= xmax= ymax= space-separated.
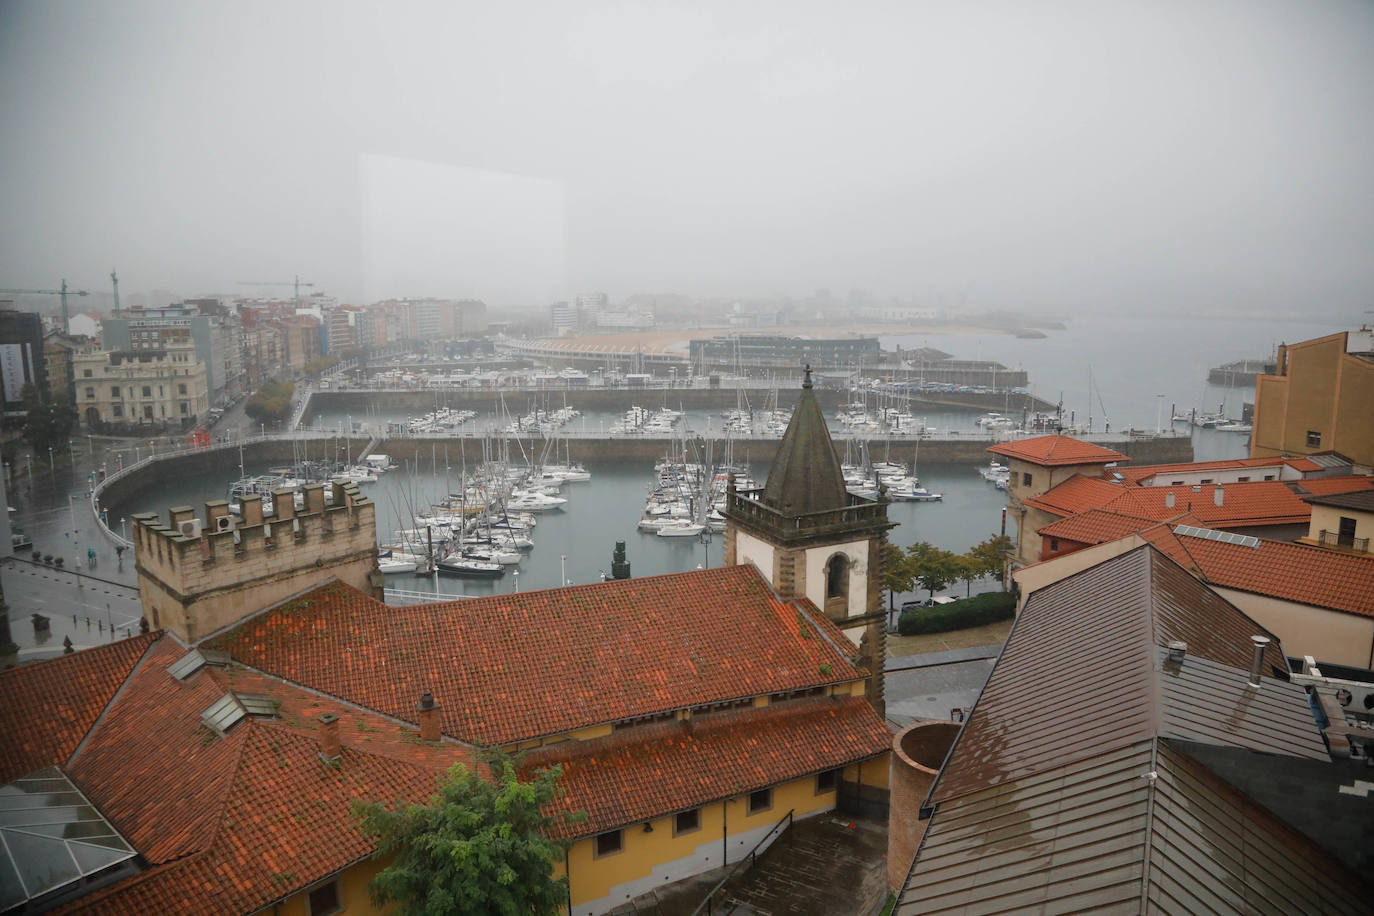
xmin=21 ymin=384 xmax=77 ymax=457
xmin=968 ymin=535 xmax=1013 ymax=587
xmin=244 ymin=379 xmax=295 ymax=426
xmin=954 ymin=553 xmax=982 ymax=597
xmin=879 ymin=540 xmax=914 ymax=612
xmin=906 ymin=541 xmax=960 ymax=600
xmin=354 ymin=753 xmax=580 ymax=916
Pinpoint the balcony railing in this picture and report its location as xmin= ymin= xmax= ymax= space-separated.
xmin=1318 ymin=530 xmax=1370 ymax=553
xmin=725 ymin=490 xmax=891 ymax=542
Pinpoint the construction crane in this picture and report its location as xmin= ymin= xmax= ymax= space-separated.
xmin=0 ymin=279 xmax=89 ymax=333
xmin=237 ymin=276 xmax=314 ymax=310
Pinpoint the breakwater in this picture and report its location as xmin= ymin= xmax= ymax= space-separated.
xmin=304 ymin=386 xmax=1058 ymax=418
xmin=346 ymin=434 xmax=1192 ymax=468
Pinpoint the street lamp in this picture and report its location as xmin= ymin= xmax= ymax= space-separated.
xmin=47 ymin=446 xmax=53 ymax=472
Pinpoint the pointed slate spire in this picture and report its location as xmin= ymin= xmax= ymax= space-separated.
xmin=761 ymin=365 xmax=848 ymax=515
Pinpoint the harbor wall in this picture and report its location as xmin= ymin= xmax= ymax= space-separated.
xmin=97 ymin=438 xmax=373 ymax=519
xmin=303 ymin=387 xmax=1058 ymax=418
xmin=373 ymin=434 xmax=1193 ymax=468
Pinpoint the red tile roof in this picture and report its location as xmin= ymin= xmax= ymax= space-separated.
xmin=523 ymin=696 xmax=891 ymax=838
xmin=1037 ymin=508 xmax=1169 ymax=546
xmin=60 ymin=637 xmax=466 ymax=915
xmin=987 ymin=436 xmax=1128 ymax=467
xmin=207 ymin=567 xmax=867 ymax=747
xmin=1141 ymin=527 xmax=1374 ymax=619
xmin=1113 ymin=456 xmax=1287 ymax=484
xmin=0 ymin=633 xmax=158 ymax=783
xmin=1020 ymin=475 xmax=1129 ymax=517
xmin=1025 ymin=475 xmax=1374 ymax=529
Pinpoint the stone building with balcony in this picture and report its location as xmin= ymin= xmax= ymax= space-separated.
xmin=72 ymin=342 xmax=210 ymax=429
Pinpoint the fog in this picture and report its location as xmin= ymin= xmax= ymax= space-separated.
xmin=3 ymin=0 xmax=1373 ymax=318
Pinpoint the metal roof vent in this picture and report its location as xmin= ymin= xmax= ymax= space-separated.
xmin=1166 ymin=641 xmax=1188 ymax=664
xmin=201 ymin=694 xmax=246 ymax=735
xmin=1247 ymin=636 xmax=1270 ymax=689
xmin=167 ymin=649 xmax=207 ymax=680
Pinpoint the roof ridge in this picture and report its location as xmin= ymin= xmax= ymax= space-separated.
xmin=65 ymin=633 xmax=166 ymax=770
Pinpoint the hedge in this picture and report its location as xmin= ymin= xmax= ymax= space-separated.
xmin=897 ymin=590 xmax=1017 ymax=636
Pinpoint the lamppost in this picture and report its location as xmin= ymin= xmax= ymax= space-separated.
xmin=47 ymin=446 xmax=53 ymax=473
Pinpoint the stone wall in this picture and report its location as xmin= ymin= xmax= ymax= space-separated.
xmin=133 ymin=481 xmax=379 ymax=643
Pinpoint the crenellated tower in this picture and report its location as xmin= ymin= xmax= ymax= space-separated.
xmin=133 ymin=481 xmax=381 ymax=643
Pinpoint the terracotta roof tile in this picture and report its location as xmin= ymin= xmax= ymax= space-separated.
xmin=59 ymin=636 xmax=468 ymax=915
xmin=1020 ymin=475 xmax=1129 ymax=517
xmin=523 ymin=696 xmax=891 ymax=838
xmin=207 ymin=567 xmax=867 ymax=747
xmin=1037 ymin=508 xmax=1166 ymax=545
xmin=1026 ymin=475 xmax=1374 ymax=529
xmin=987 ymin=435 xmax=1128 ymax=466
xmin=1113 ymin=456 xmax=1287 ymax=484
xmin=0 ymin=632 xmax=158 ymax=783
xmin=1141 ymin=526 xmax=1374 ymax=618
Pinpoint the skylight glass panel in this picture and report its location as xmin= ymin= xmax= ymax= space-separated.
xmin=0 ymin=768 xmax=138 ymax=908
xmin=167 ymin=648 xmax=207 ymax=680
xmin=201 ymin=693 xmax=246 ymax=733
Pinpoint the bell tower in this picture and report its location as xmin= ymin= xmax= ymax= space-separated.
xmin=723 ymin=366 xmax=894 ymax=716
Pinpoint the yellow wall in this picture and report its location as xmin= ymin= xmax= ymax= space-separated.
xmin=565 ymin=765 xmax=876 ymax=911
xmin=1252 ymin=332 xmax=1374 ymax=465
xmin=1306 ymin=505 xmax=1374 ymax=553
xmin=273 ymin=856 xmax=389 ymax=915
xmin=1211 ymin=586 xmax=1374 ymax=670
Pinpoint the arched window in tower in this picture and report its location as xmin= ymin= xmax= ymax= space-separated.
xmin=825 ymin=554 xmax=849 ymax=602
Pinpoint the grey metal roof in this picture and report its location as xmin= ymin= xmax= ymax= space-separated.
xmin=1156 ymin=648 xmax=1328 ymax=761
xmin=900 ymin=742 xmax=1156 ymax=915
xmin=900 ymin=544 xmax=1369 ymax=914
xmin=1301 ymin=488 xmax=1374 ymax=512
xmin=929 ymin=547 xmax=1290 ymax=805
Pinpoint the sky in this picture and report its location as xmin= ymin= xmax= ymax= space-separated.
xmin=2 ymin=0 xmax=1373 ymax=318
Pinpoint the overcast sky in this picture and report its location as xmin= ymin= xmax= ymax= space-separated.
xmin=2 ymin=0 xmax=1372 ymax=317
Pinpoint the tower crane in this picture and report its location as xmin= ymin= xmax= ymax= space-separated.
xmin=0 ymin=279 xmax=89 ymax=333
xmin=237 ymin=276 xmax=314 ymax=309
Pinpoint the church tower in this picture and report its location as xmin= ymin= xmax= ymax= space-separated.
xmin=723 ymin=367 xmax=894 ymax=716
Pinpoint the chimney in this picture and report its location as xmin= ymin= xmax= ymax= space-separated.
xmin=1164 ymin=492 xmax=1175 ymax=509
xmin=318 ymin=712 xmax=341 ymax=762
xmin=417 ymin=692 xmax=441 ymax=742
xmin=1247 ymin=635 xmax=1270 ymax=688
xmin=1214 ymin=485 xmax=1225 ymax=507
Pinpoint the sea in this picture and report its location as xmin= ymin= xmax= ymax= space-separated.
xmin=7 ymin=312 xmax=1351 ymax=612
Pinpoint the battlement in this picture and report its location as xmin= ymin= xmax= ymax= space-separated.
xmin=133 ymin=481 xmax=380 ymax=642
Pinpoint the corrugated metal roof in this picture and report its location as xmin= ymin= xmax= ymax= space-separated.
xmin=1156 ymin=648 xmax=1328 ymax=761
xmin=929 ymin=547 xmax=1288 ymax=806
xmin=1148 ymin=743 xmax=1368 ymax=914
xmin=900 ymin=742 xmax=1155 ymax=915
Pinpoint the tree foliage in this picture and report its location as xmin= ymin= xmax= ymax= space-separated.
xmin=354 ymin=753 xmax=580 ymax=916
xmin=244 ymin=379 xmax=295 ymax=425
xmin=879 ymin=541 xmax=914 ymax=610
xmin=304 ymin=356 xmax=339 ymax=378
xmin=906 ymin=541 xmax=961 ymax=599
xmin=21 ymin=384 xmax=77 ymax=455
xmin=967 ymin=535 xmax=1013 ymax=585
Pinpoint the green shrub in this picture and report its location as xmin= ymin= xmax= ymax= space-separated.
xmin=897 ymin=590 xmax=1016 ymax=636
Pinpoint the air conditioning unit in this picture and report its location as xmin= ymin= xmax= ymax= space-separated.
xmin=178 ymin=519 xmax=203 ymax=539
xmin=214 ymin=515 xmax=235 ymax=533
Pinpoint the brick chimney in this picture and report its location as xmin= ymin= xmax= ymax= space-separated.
xmin=417 ymin=692 xmax=442 ymax=742
xmin=319 ymin=712 xmax=341 ymax=762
